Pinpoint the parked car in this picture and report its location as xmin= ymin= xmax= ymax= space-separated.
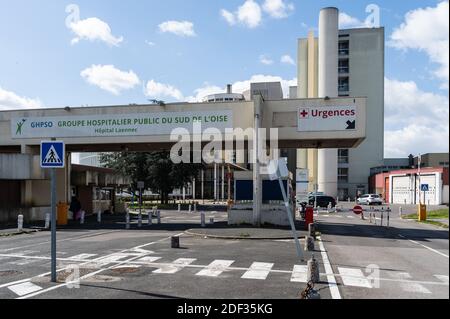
xmin=308 ymin=195 xmax=336 ymax=208
xmin=356 ymin=194 xmax=383 ymax=206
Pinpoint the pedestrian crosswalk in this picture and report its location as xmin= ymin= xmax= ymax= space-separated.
xmin=0 ymin=250 xmax=448 ymax=297
xmin=241 ymin=262 xmax=274 ymax=280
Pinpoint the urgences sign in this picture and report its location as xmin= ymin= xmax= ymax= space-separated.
xmin=298 ymin=105 xmax=357 ymax=132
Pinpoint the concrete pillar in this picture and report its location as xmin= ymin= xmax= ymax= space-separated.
xmin=298 ymin=150 xmax=308 ymax=169
xmin=201 ymin=169 xmax=204 ymax=202
xmin=317 ymin=7 xmax=339 ymax=198
xmin=221 ymin=165 xmax=225 ymax=201
xmin=297 ymin=39 xmax=308 ymax=99
xmin=214 ymin=163 xmax=217 ymax=201
xmin=253 ymin=95 xmax=263 ymax=227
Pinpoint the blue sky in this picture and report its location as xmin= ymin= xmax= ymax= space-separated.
xmin=0 ymin=0 xmax=448 ymax=157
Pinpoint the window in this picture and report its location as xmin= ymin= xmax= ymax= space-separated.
xmin=338 ymin=168 xmax=349 ymax=183
xmin=338 ymin=149 xmax=349 ymax=164
xmin=338 ymin=77 xmax=349 ymax=93
xmin=339 ymin=40 xmax=349 ymax=56
xmin=339 ymin=59 xmax=349 ymax=74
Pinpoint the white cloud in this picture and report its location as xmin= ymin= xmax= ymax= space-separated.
xmin=221 ymin=9 xmax=236 ymax=26
xmin=339 ymin=12 xmax=369 ymax=29
xmin=68 ymin=17 xmax=123 ymax=46
xmin=158 ymin=20 xmax=196 ymax=37
xmin=145 ymin=40 xmax=156 ymax=46
xmin=0 ymin=87 xmax=43 ymax=110
xmin=262 ymin=0 xmax=294 ymax=19
xmin=221 ymin=0 xmax=262 ymax=29
xmin=80 ymin=65 xmax=140 ymax=95
xmin=145 ymin=80 xmax=184 ymax=101
xmin=281 ymin=54 xmax=295 ymax=65
xmin=389 ymin=1 xmax=449 ymax=88
xmin=384 ymin=77 xmax=449 ymax=157
xmin=259 ymin=55 xmax=274 ymax=65
xmin=185 ymin=84 xmax=224 ymax=103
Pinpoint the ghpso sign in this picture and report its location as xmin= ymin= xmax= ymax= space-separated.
xmin=298 ymin=106 xmax=357 ymax=132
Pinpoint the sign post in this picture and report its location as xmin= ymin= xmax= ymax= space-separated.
xmin=41 ymin=140 xmax=65 ymax=283
xmin=269 ymin=160 xmax=304 ymax=262
xmin=137 ymin=181 xmax=145 ymax=228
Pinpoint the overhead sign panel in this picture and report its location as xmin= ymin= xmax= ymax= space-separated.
xmin=298 ymin=105 xmax=356 ymax=132
xmin=12 ymin=110 xmax=233 ymax=139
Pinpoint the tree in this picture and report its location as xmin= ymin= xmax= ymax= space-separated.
xmin=100 ymin=151 xmax=203 ymax=204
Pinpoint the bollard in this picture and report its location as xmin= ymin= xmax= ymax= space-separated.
xmin=80 ymin=211 xmax=85 ymax=225
xmin=171 ymin=236 xmax=180 ymax=249
xmin=18 ymin=214 xmax=24 ymax=232
xmin=125 ymin=213 xmax=130 ymax=229
xmin=307 ymin=256 xmax=320 ymax=283
xmin=387 ymin=208 xmax=390 ymax=228
xmin=194 ymin=203 xmax=197 ymax=213
xmin=381 ymin=209 xmax=384 ymax=227
xmin=399 ymin=206 xmax=403 ymax=218
xmin=45 ymin=213 xmax=51 ymax=229
xmin=157 ymin=210 xmax=161 ymax=224
xmin=178 ymin=203 xmax=181 ymax=212
xmin=97 ymin=210 xmax=101 ymax=223
xmin=200 ymin=212 xmax=206 ymax=227
xmin=304 ymin=236 xmax=315 ymax=251
xmin=148 ymin=211 xmax=152 ymax=225
xmin=188 ymin=205 xmax=192 ymax=213
xmin=308 ymin=223 xmax=316 ymax=239
xmin=210 ymin=217 xmax=214 ymax=224
xmin=138 ymin=212 xmax=142 ymax=228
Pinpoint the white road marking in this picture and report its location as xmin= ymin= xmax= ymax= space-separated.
xmin=9 ymin=259 xmax=39 ymax=266
xmin=153 ymin=258 xmax=197 ymax=274
xmin=290 ymin=265 xmax=308 ymax=283
xmin=398 ymin=234 xmax=449 ymax=258
xmin=317 ymin=236 xmax=341 ymax=299
xmin=434 ymin=275 xmax=449 ymax=283
xmin=196 ymin=260 xmax=234 ymax=277
xmin=137 ymin=256 xmax=162 ymax=263
xmin=112 ymin=264 xmax=141 ymax=269
xmin=241 ymin=262 xmax=274 ymax=280
xmin=130 ymin=248 xmax=154 ymax=255
xmin=8 ymin=282 xmax=42 ymax=296
xmin=338 ymin=267 xmax=372 ymax=288
xmin=67 ymin=254 xmax=98 ymax=260
xmin=347 ymin=216 xmax=355 ymax=219
xmin=391 ymin=272 xmax=431 ymax=294
xmin=13 ymin=233 xmax=185 ymax=299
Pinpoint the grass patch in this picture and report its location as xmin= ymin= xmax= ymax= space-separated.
xmin=402 ymin=208 xmax=448 ymax=228
xmin=403 ymin=208 xmax=448 ymax=220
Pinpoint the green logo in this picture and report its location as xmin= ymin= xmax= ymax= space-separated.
xmin=16 ymin=119 xmax=26 ymax=135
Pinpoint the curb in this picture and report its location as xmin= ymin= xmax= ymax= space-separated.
xmin=0 ymin=229 xmax=41 ymax=237
xmin=185 ymin=229 xmax=306 ymax=240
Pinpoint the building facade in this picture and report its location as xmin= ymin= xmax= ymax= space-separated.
xmin=297 ymin=19 xmax=385 ymax=200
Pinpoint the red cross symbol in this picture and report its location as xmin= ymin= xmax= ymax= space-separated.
xmin=299 ymin=109 xmax=309 ymax=118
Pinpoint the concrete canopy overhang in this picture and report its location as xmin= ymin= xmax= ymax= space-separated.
xmin=0 ymin=97 xmax=366 ymax=152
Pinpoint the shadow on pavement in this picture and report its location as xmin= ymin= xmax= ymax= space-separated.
xmin=318 ymin=221 xmax=449 ymax=243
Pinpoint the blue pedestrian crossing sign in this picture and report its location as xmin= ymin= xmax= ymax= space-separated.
xmin=420 ymin=184 xmax=429 ymax=192
xmin=40 ymin=141 xmax=65 ymax=168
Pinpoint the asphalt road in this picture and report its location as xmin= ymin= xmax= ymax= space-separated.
xmin=0 ymin=210 xmax=329 ymax=299
xmin=0 ymin=207 xmax=448 ymax=299
xmin=315 ymin=203 xmax=449 ymax=299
